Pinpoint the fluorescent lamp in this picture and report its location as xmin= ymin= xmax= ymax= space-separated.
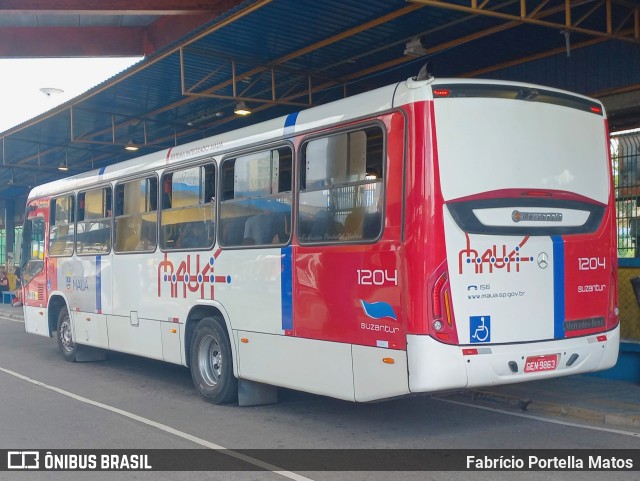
xmin=124 ymin=141 xmax=139 ymax=152
xmin=234 ymin=101 xmax=251 ymax=116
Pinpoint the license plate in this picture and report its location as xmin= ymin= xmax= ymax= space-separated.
xmin=524 ymin=354 xmax=558 ymax=373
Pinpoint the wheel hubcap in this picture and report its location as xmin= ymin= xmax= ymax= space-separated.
xmin=198 ymin=334 xmax=222 ymax=387
xmin=60 ymin=318 xmax=74 ymax=352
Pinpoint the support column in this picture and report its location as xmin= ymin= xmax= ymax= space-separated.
xmin=4 ymin=200 xmax=14 ymax=270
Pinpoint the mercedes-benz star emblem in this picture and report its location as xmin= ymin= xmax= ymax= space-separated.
xmin=537 ymin=252 xmax=549 ymax=269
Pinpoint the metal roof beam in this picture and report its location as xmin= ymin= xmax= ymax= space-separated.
xmin=144 ymin=7 xmax=236 ymax=55
xmin=180 ymin=52 xmax=314 ymax=108
xmin=76 ymin=3 xmax=423 ymax=142
xmin=189 ymin=19 xmax=529 ymax=134
xmin=0 ymin=0 xmax=233 ymax=15
xmin=1 ymin=0 xmax=269 ymax=141
xmin=176 ymin=3 xmax=425 ymax=106
xmin=307 ymin=20 xmax=525 ymax=90
xmin=65 ymin=1 xmax=274 ymax=147
xmin=274 ymin=1 xmax=599 ymax=104
xmin=311 ymin=0 xmax=584 ymax=86
xmin=461 ymin=35 xmax=609 ymax=77
xmin=409 ymin=0 xmax=640 ymax=43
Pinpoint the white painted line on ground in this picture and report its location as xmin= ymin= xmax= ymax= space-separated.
xmin=433 ymin=395 xmax=640 ymax=437
xmin=4 ymin=313 xmax=636 ymax=446
xmin=0 ymin=365 xmax=314 ymax=481
xmin=0 ymin=315 xmax=24 ymax=323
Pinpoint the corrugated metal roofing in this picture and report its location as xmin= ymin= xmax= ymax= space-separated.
xmin=1 ymin=0 xmax=639 ymax=200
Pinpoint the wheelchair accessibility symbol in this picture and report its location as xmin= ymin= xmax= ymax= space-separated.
xmin=470 ymin=315 xmax=491 ymax=343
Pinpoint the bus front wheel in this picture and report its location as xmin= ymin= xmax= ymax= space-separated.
xmin=190 ymin=318 xmax=238 ymax=404
xmin=57 ymin=308 xmax=77 ymax=362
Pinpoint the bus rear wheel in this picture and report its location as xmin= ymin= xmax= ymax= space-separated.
xmin=57 ymin=308 xmax=77 ymax=362
xmin=190 ymin=318 xmax=237 ymax=404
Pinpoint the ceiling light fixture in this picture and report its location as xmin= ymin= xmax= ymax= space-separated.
xmin=40 ymin=87 xmax=64 ymax=97
xmin=234 ymin=101 xmax=251 ymax=116
xmin=58 ymin=148 xmax=70 ymax=171
xmin=404 ymin=36 xmax=428 ymax=57
xmin=124 ymin=141 xmax=139 ymax=152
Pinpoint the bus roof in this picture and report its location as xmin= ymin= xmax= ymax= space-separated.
xmin=28 ymin=77 xmax=604 ymax=200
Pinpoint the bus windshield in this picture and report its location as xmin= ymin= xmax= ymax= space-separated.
xmin=21 ymin=216 xmax=45 ymax=283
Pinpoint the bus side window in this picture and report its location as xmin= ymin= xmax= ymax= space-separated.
xmin=220 ymin=146 xmax=292 ymax=248
xmin=160 ymin=163 xmax=216 ymax=251
xmin=298 ymin=126 xmax=384 ymax=244
xmin=49 ymin=194 xmax=75 ymax=256
xmin=76 ymin=187 xmax=112 ymax=255
xmin=114 ymin=176 xmax=158 ymax=253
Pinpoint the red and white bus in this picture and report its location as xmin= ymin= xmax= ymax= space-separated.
xmin=21 ymin=76 xmax=619 ymax=405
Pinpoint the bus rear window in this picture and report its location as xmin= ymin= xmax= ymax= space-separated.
xmin=432 ymin=83 xmax=603 ymax=115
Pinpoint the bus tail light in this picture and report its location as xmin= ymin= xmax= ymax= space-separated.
xmin=429 ymin=265 xmax=458 ymax=344
xmin=433 ymin=88 xmax=451 ymax=97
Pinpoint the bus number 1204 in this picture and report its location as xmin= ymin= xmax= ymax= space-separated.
xmin=357 ymin=269 xmax=398 ymax=286
xmin=578 ymin=257 xmax=605 ymax=270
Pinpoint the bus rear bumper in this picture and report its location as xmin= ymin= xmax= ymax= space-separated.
xmin=407 ymin=324 xmax=620 ymax=393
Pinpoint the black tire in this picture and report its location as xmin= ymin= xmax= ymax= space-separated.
xmin=56 ymin=307 xmax=77 ymax=362
xmin=190 ymin=317 xmax=237 ymax=404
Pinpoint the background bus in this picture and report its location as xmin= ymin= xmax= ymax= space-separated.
xmin=20 ymin=76 xmax=619 ymax=405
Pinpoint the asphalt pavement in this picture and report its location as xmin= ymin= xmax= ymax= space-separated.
xmin=0 ymin=301 xmax=637 ymax=431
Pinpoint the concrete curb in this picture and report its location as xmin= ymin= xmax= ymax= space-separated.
xmin=444 ymin=389 xmax=640 ymax=430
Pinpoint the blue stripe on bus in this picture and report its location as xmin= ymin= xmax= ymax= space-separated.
xmin=551 ymin=236 xmax=564 ymax=339
xmin=96 ymin=256 xmax=102 ymax=313
xmin=281 ymin=246 xmax=293 ymax=331
xmin=283 ymin=112 xmax=299 ymax=136
xmin=98 ymin=166 xmax=107 ymax=176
